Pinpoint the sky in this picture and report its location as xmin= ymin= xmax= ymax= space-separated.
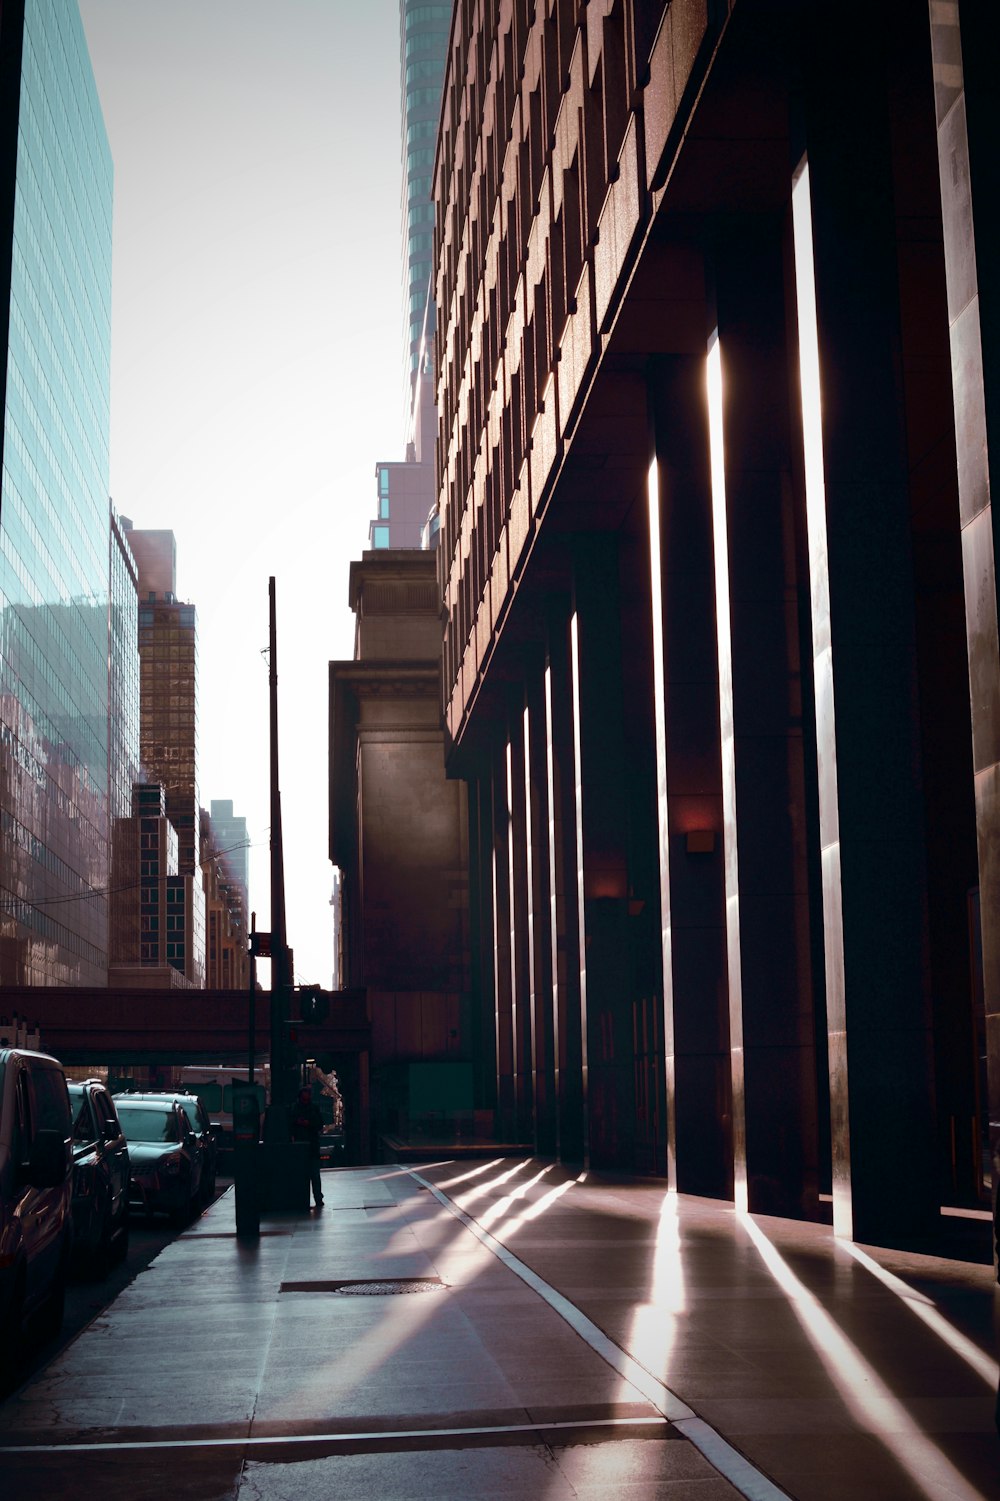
xmin=77 ymin=0 xmax=406 ymax=987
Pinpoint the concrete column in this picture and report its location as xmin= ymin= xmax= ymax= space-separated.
xmin=525 ymin=667 xmax=557 ymax=1155
xmin=571 ymin=536 xmax=636 ymax=1170
xmin=796 ymin=10 xmax=937 ymax=1241
xmin=490 ymin=744 xmax=516 ymax=1142
xmin=545 ymin=599 xmax=586 ymax=1164
xmin=928 ymin=0 xmax=1000 ymax=1184
xmin=710 ymin=223 xmax=822 ymax=1219
xmin=651 ymin=356 xmax=732 ymax=1201
xmin=506 ymin=693 xmax=533 ymax=1143
xmin=466 ymin=776 xmax=496 ymax=1118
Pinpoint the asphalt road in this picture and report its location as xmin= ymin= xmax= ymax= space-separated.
xmin=5 ymin=1181 xmax=232 ymax=1400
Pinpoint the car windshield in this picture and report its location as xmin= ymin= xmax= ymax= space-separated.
xmin=178 ymin=1100 xmax=200 ymax=1130
xmin=116 ymin=1106 xmax=180 ymax=1143
xmin=69 ymin=1091 xmax=94 ymax=1143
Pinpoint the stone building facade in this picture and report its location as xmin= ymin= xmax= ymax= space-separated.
xmin=432 ymin=0 xmax=1000 ymax=1248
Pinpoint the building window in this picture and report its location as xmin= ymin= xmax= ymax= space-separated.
xmin=379 ymin=494 xmax=390 ymax=519
xmin=373 ymin=525 xmax=390 ymax=549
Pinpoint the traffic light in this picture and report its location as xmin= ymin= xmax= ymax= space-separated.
xmin=297 ymin=988 xmax=329 ymax=1024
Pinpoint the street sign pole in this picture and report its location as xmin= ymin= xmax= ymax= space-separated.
xmin=268 ymin=577 xmax=293 ymax=1109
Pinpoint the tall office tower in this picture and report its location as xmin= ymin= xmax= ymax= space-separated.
xmin=123 ymin=522 xmax=206 ymax=982
xmin=110 ymin=780 xmax=203 ymax=988
xmin=109 ymin=508 xmax=141 ymax=826
xmin=208 ymin=798 xmax=249 ymax=914
xmin=368 ymin=0 xmax=450 ymax=552
xmin=0 ymin=1 xmax=114 ymax=985
xmin=400 ymin=0 xmax=449 ymax=418
xmin=107 ymin=504 xmax=141 ymax=964
xmin=200 ymin=807 xmax=249 ymax=990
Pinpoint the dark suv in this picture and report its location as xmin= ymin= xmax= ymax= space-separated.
xmin=0 ymin=1048 xmax=73 ymax=1390
xmin=67 ymin=1079 xmax=130 ymax=1275
xmin=116 ymin=1091 xmax=217 ymax=1205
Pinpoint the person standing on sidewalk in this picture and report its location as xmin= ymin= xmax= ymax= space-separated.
xmin=289 ymin=1086 xmax=324 ymax=1208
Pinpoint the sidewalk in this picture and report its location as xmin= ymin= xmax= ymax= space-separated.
xmin=0 ymin=1159 xmax=997 ymax=1500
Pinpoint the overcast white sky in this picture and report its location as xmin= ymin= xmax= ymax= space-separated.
xmin=77 ymin=0 xmax=406 ymax=986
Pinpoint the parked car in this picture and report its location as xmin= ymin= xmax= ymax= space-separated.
xmin=319 ymin=1126 xmax=346 ymax=1165
xmin=117 ymin=1091 xmax=217 ymax=1205
xmin=113 ymin=1098 xmax=201 ymax=1225
xmin=0 ymin=1048 xmax=73 ymax=1390
xmin=67 ymin=1079 xmax=130 ymax=1275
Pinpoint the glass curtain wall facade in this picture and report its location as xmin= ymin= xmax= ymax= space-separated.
xmin=107 ymin=507 xmax=140 ymax=966
xmin=109 ymin=507 xmax=139 ymax=826
xmin=400 ymin=1 xmax=450 ymax=405
xmin=0 ymin=0 xmax=113 ymax=985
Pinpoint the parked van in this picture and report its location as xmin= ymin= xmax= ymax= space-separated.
xmin=0 ymin=1048 xmax=73 ymax=1389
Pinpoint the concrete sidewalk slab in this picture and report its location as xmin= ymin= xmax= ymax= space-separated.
xmin=0 ymin=1160 xmax=996 ymax=1500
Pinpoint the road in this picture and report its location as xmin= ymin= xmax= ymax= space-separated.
xmin=5 ymin=1181 xmax=231 ymax=1399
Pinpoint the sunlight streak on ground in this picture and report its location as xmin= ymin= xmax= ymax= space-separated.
xmin=474 ymin=1164 xmax=576 ymax=1236
xmin=842 ymin=1243 xmax=999 ymax=1388
xmin=473 ymin=1164 xmax=553 ymax=1230
xmin=370 ymin=1162 xmax=454 ymax=1181
xmin=742 ymin=1214 xmax=991 ymax=1501
xmin=623 ymin=1191 xmax=685 ymax=1384
xmin=449 ymin=1158 xmax=536 ymax=1208
xmin=436 ymin=1158 xmax=507 ymax=1189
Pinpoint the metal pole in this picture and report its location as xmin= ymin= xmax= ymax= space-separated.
xmin=248 ymin=910 xmax=257 ymax=1084
xmin=268 ymin=577 xmax=292 ymax=1107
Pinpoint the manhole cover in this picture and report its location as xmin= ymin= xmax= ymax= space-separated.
xmin=281 ymin=1277 xmax=446 ymax=1295
xmin=338 ymin=1279 xmax=444 ymax=1296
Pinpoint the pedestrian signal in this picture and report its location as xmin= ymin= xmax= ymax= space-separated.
xmin=298 ymin=988 xmax=329 ymax=1024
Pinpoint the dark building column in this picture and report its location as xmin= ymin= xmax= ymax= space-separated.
xmin=795 ymin=10 xmax=937 ymax=1242
xmin=524 ymin=663 xmax=557 ymax=1155
xmin=928 ymin=1 xmax=1000 ymax=1189
xmin=711 ymin=223 xmax=822 ymax=1219
xmin=505 ymin=691 xmax=534 ymax=1143
xmin=545 ymin=598 xmax=586 ymax=1164
xmin=619 ymin=504 xmax=670 ymax=1178
xmin=651 ymin=356 xmax=732 ymax=1201
xmin=490 ymin=739 xmax=516 ymax=1141
xmin=466 ymin=775 xmax=497 ymax=1119
xmin=571 ymin=536 xmax=636 ymax=1170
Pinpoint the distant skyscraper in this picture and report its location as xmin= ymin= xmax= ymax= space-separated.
xmin=109 ymin=506 xmax=141 ymax=827
xmin=369 ymin=0 xmax=449 ymax=552
xmin=0 ymin=1 xmax=115 ymax=985
xmin=400 ymin=0 xmax=450 ymax=411
xmin=208 ymin=799 xmax=249 ymax=909
xmin=201 ymin=803 xmax=249 ymax=990
xmin=124 ymin=523 xmax=206 ymax=983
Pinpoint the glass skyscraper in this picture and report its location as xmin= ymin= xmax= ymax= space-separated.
xmin=0 ymin=1 xmax=114 ymax=985
xmin=400 ymin=1 xmax=450 ymax=405
xmin=368 ymin=1 xmax=450 ymax=551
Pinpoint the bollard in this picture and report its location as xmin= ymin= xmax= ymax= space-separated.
xmin=232 ymin=1082 xmax=261 ymax=1240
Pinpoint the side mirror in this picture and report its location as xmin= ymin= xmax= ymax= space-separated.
xmin=25 ymin=1129 xmax=68 ymax=1189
